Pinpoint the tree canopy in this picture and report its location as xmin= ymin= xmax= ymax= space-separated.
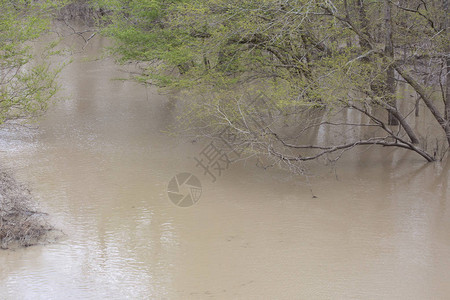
xmin=0 ymin=0 xmax=63 ymax=125
xmin=94 ymin=0 xmax=449 ymax=168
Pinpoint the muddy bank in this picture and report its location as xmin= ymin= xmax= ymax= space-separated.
xmin=0 ymin=170 xmax=59 ymax=250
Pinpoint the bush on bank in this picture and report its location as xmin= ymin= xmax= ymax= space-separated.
xmin=0 ymin=170 xmax=57 ymax=249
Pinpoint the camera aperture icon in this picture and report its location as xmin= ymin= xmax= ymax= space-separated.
xmin=167 ymin=173 xmax=202 ymax=207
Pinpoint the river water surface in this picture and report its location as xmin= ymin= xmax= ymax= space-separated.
xmin=0 ymin=33 xmax=449 ymax=299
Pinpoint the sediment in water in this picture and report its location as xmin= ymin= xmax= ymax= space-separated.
xmin=0 ymin=170 xmax=58 ymax=249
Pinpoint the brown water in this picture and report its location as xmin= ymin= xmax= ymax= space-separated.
xmin=0 ymin=33 xmax=449 ymax=299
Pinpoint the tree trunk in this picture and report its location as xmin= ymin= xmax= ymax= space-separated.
xmin=395 ymin=64 xmax=450 ymax=148
xmin=384 ymin=0 xmax=399 ymax=125
xmin=444 ymin=0 xmax=450 ymax=147
xmin=357 ymin=0 xmax=371 ymax=51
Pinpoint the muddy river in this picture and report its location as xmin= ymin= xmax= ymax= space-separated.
xmin=0 ymin=32 xmax=449 ymax=299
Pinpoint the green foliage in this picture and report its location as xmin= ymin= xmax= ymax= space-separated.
xmin=97 ymin=0 xmax=447 ymax=107
xmin=0 ymin=0 xmax=64 ymax=125
xmin=97 ymin=0 xmax=449 ymax=161
xmin=98 ymin=1 xmax=353 ymax=102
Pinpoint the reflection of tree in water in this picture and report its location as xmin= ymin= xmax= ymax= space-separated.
xmin=159 ymin=96 xmax=179 ymax=132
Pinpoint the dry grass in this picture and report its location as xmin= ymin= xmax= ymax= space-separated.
xmin=0 ymin=170 xmax=57 ymax=249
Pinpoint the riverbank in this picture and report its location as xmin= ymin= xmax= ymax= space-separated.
xmin=0 ymin=169 xmax=57 ymax=250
